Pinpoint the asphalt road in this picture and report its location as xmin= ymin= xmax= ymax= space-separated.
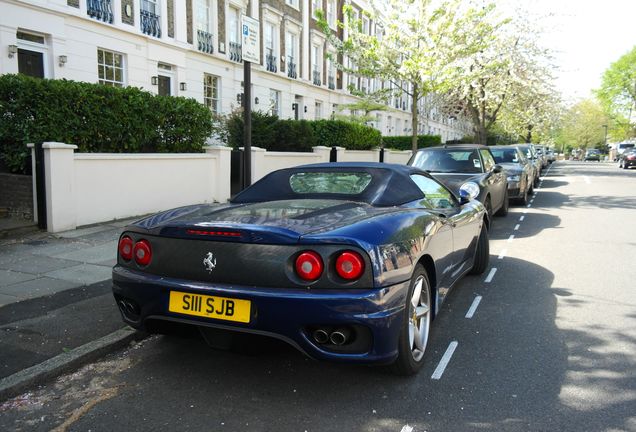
xmin=2 ymin=161 xmax=635 ymax=432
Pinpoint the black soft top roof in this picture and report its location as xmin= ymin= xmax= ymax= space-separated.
xmin=231 ymin=162 xmax=427 ymax=207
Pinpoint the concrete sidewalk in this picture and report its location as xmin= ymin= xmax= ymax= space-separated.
xmin=0 ymin=219 xmax=141 ymax=400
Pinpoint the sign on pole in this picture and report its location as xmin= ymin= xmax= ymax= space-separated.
xmin=241 ymin=16 xmax=260 ymax=64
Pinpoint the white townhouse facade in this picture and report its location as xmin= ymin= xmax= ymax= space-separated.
xmin=0 ymin=0 xmax=471 ymax=141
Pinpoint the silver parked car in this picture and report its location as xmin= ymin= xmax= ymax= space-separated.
xmin=515 ymin=144 xmax=541 ymax=188
xmin=490 ymin=145 xmax=534 ymax=205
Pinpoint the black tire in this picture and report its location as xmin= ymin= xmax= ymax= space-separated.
xmin=528 ymin=178 xmax=534 ymax=195
xmin=391 ymin=265 xmax=432 ymax=376
xmin=484 ymin=196 xmax=493 ymax=221
xmin=533 ymin=175 xmax=540 ymax=188
xmin=495 ymin=190 xmax=509 ymax=217
xmin=469 ymin=223 xmax=489 ymax=275
xmin=623 ymin=162 xmax=628 ymax=170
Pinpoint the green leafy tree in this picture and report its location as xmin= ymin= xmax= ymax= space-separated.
xmin=596 ymin=45 xmax=636 ymax=140
xmin=555 ymin=99 xmax=610 ymax=151
xmin=318 ymin=0 xmax=491 ymax=152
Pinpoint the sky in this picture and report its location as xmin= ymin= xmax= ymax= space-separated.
xmin=512 ymin=0 xmax=636 ymax=103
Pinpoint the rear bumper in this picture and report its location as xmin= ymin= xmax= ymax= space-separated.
xmin=112 ymin=265 xmax=409 ymax=364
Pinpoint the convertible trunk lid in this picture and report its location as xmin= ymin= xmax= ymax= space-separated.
xmin=119 ymin=199 xmax=394 ymax=288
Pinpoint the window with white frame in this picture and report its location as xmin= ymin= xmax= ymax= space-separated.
xmin=315 ymin=101 xmax=322 ymax=120
xmin=196 ymin=0 xmax=212 ymax=32
xmin=311 ymin=43 xmax=322 ymax=84
xmin=142 ymin=0 xmax=159 ymax=14
xmin=228 ymin=7 xmax=239 ymax=43
xmin=362 ymin=16 xmax=369 ymax=34
xmin=265 ymin=21 xmax=278 ymax=72
xmin=97 ymin=48 xmax=125 ymax=87
xmin=327 ymin=0 xmax=336 ymax=28
xmin=286 ymin=0 xmax=299 ymax=8
xmin=312 ymin=0 xmax=322 ymax=18
xmin=203 ymin=73 xmax=219 ymax=113
xmin=285 ymin=30 xmax=299 ymax=77
xmin=269 ymin=89 xmax=281 ymax=116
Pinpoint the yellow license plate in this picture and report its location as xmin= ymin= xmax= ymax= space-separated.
xmin=168 ymin=291 xmax=251 ymax=323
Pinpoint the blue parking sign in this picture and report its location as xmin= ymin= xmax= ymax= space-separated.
xmin=243 ymin=25 xmax=248 ymax=36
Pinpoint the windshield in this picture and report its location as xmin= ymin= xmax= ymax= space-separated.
xmin=289 ymin=172 xmax=373 ymax=194
xmin=491 ymin=148 xmax=520 ymax=164
xmin=410 ymin=149 xmax=482 ymax=173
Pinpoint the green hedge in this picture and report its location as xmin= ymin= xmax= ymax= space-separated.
xmin=223 ymin=112 xmax=381 ymax=152
xmin=0 ymin=74 xmax=213 ymax=173
xmin=381 ymin=134 xmax=442 ymax=150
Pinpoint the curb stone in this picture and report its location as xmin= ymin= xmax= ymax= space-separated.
xmin=0 ymin=326 xmax=143 ymax=402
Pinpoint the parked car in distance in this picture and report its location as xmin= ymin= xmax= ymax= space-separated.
xmin=619 ymin=148 xmax=636 ymax=169
xmin=490 ymin=145 xmax=533 ymax=205
xmin=584 ymin=149 xmax=601 ymax=161
xmin=516 ymin=144 xmax=542 ymax=188
xmin=407 ymin=144 xmax=509 ymax=219
xmin=534 ymin=145 xmax=549 ymax=169
xmin=112 ymin=163 xmax=490 ymax=376
xmin=545 ymin=148 xmax=556 ymax=163
xmin=615 ymin=143 xmax=635 ymax=161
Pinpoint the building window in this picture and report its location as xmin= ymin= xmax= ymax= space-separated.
xmin=315 ymin=101 xmax=322 ymax=120
xmin=269 ymin=89 xmax=281 ymax=116
xmin=265 ymin=21 xmax=278 ymax=72
xmin=97 ymin=48 xmax=125 ymax=87
xmin=141 ymin=0 xmax=161 ymax=37
xmin=312 ymin=44 xmax=322 ymax=86
xmin=285 ymin=31 xmax=298 ymax=79
xmin=228 ymin=6 xmax=242 ymax=62
xmin=312 ymin=0 xmax=322 ymax=18
xmin=196 ymin=0 xmax=214 ymax=53
xmin=327 ymin=0 xmax=336 ymax=28
xmin=203 ymin=74 xmax=220 ymax=113
xmin=286 ymin=0 xmax=299 ymax=8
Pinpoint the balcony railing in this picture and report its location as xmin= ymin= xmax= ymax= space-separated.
xmin=141 ymin=9 xmax=161 ymax=38
xmin=312 ymin=69 xmax=321 ymax=86
xmin=87 ymin=0 xmax=113 ymax=24
xmin=229 ymin=42 xmax=242 ymax=63
xmin=328 ymin=75 xmax=335 ymax=90
xmin=287 ymin=57 xmax=297 ymax=79
xmin=197 ymin=30 xmax=214 ymax=54
xmin=266 ymin=53 xmax=277 ymax=72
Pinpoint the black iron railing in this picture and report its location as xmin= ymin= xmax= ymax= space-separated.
xmin=328 ymin=75 xmax=335 ymax=90
xmin=229 ymin=42 xmax=242 ymax=62
xmin=197 ymin=30 xmax=214 ymax=54
xmin=87 ymin=0 xmax=113 ymax=24
xmin=312 ymin=69 xmax=321 ymax=86
xmin=266 ymin=53 xmax=277 ymax=72
xmin=287 ymin=57 xmax=297 ymax=79
xmin=141 ymin=9 xmax=161 ymax=37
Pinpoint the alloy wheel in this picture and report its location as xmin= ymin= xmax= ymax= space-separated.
xmin=408 ymin=275 xmax=431 ymax=362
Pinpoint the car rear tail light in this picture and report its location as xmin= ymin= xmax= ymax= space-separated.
xmin=186 ymin=229 xmax=242 ymax=237
xmin=133 ymin=239 xmax=152 ymax=266
xmin=335 ymin=251 xmax=365 ymax=280
xmin=295 ymin=251 xmax=323 ymax=281
xmin=628 ymin=155 xmax=636 ymax=160
xmin=118 ymin=236 xmax=134 ymax=261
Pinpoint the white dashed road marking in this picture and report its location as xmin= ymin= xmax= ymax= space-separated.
xmin=519 ymin=215 xmax=525 ymax=222
xmin=484 ymin=267 xmax=497 ymax=283
xmin=431 ymin=341 xmax=458 ymax=380
xmin=514 ymin=224 xmax=520 ymax=231
xmin=400 ymin=425 xmax=414 ymax=432
xmin=498 ymin=248 xmax=507 ymax=259
xmin=507 ymin=235 xmax=515 ymax=242
xmin=465 ymin=296 xmax=483 ymax=318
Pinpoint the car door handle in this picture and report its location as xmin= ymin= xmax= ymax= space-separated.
xmin=437 ymin=214 xmax=456 ymax=227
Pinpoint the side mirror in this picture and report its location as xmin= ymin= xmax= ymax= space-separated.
xmin=493 ymin=164 xmax=503 ymax=174
xmin=458 ymin=189 xmax=471 ymax=205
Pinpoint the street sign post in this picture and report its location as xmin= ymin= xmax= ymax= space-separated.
xmin=241 ymin=15 xmax=260 ymax=188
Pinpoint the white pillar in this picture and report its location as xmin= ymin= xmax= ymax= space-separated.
xmin=27 ymin=143 xmax=37 ymax=223
xmin=312 ymin=146 xmax=332 ymax=162
xmin=204 ymin=145 xmax=232 ymax=202
xmin=43 ymin=142 xmax=77 ymax=233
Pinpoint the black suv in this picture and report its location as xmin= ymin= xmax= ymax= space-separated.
xmin=407 ymin=144 xmax=509 ymax=220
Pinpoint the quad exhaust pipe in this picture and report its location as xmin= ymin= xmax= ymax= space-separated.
xmin=312 ymin=327 xmax=352 ymax=346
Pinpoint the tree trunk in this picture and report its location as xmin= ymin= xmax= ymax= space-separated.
xmin=411 ymin=83 xmax=419 ymax=153
xmin=525 ymin=124 xmax=533 ymax=143
xmin=475 ymin=124 xmax=488 ymax=145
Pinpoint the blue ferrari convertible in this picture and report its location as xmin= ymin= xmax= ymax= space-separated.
xmin=112 ymin=163 xmax=488 ymax=375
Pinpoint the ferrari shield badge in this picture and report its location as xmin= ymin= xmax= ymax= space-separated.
xmin=203 ymin=252 xmax=217 ymax=273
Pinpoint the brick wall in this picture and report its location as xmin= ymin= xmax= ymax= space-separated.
xmin=0 ymin=173 xmax=33 ymax=220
